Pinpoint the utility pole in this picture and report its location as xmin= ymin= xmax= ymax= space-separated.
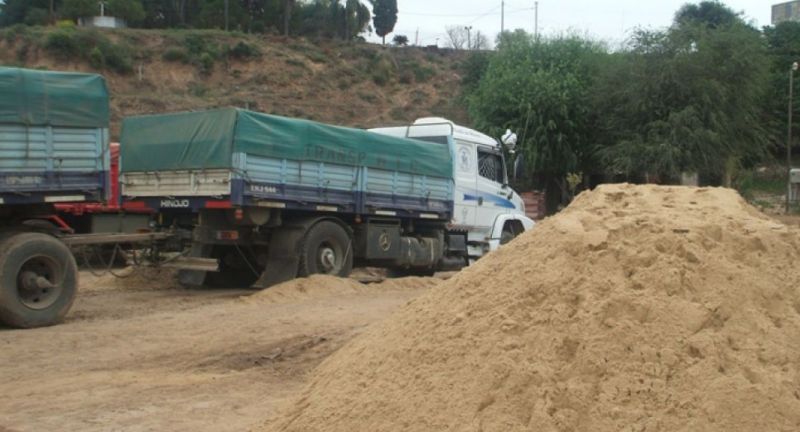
xmin=789 ymin=62 xmax=798 ymax=213
xmin=415 ymin=28 xmax=419 ymax=46
xmin=224 ymin=0 xmax=230 ymax=31
xmin=465 ymin=26 xmax=473 ymax=50
xmin=501 ymin=1 xmax=505 ymax=33
xmin=535 ymin=1 xmax=539 ymax=39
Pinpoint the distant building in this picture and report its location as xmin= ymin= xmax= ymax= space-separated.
xmin=76 ymin=2 xmax=127 ymax=29
xmin=773 ymin=1 xmax=800 ymax=24
xmin=78 ymin=16 xmax=127 ymax=29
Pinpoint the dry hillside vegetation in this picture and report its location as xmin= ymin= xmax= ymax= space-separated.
xmin=0 ymin=26 xmax=469 ymax=137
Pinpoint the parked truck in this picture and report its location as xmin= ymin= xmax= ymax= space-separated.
xmin=119 ymin=109 xmax=534 ymax=288
xmin=0 ymin=67 xmax=111 ymax=328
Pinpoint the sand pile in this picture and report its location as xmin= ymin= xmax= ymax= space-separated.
xmin=245 ymin=275 xmax=439 ymax=304
xmin=268 ymin=184 xmax=800 ymax=432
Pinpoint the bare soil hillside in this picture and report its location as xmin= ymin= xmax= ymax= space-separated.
xmin=0 ymin=26 xmax=470 ymax=138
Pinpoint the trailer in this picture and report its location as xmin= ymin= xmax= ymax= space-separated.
xmin=120 ymin=109 xmax=534 ymax=288
xmin=0 ymin=67 xmax=112 ymax=328
xmin=0 ymin=67 xmax=171 ymax=329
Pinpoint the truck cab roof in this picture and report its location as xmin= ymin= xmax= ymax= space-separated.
xmin=370 ymin=118 xmax=500 ymax=149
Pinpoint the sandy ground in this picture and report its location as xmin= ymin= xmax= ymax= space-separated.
xmin=0 ymin=270 xmax=431 ymax=432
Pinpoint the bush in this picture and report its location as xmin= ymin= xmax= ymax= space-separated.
xmin=89 ymin=46 xmax=105 ymax=69
xmin=199 ymin=52 xmax=215 ymax=75
xmin=411 ymin=64 xmax=435 ymax=82
xmin=43 ymin=29 xmax=134 ymax=74
xmin=372 ymin=71 xmax=390 ymax=86
xmin=103 ymin=49 xmax=133 ymax=74
xmin=163 ymin=48 xmax=190 ymax=63
xmin=44 ymin=30 xmax=79 ymax=59
xmin=226 ymin=41 xmax=259 ymax=60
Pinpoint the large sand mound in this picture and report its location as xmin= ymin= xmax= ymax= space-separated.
xmin=267 ymin=184 xmax=800 ymax=432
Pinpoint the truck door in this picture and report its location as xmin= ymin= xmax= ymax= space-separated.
xmin=452 ymin=139 xmax=477 ymax=229
xmin=475 ymin=146 xmax=514 ymax=234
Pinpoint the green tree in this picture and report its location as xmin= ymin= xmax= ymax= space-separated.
xmin=369 ymin=0 xmax=396 ymax=44
xmin=596 ymin=3 xmax=770 ymax=185
xmin=62 ymin=0 xmax=98 ymax=20
xmin=0 ymin=0 xmax=58 ymax=26
xmin=468 ymin=30 xmax=606 ymax=207
xmin=194 ymin=0 xmax=244 ymax=29
xmin=107 ymin=0 xmax=146 ymax=26
xmin=765 ymin=21 xmax=800 ymax=165
xmin=674 ymin=0 xmax=740 ymax=29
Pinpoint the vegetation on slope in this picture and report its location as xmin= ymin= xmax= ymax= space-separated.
xmin=0 ymin=25 xmax=470 ymax=137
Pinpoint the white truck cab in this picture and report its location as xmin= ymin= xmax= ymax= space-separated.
xmin=370 ymin=117 xmax=535 ymax=260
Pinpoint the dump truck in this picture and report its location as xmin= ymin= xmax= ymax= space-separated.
xmin=120 ymin=108 xmax=534 ymax=288
xmin=0 ymin=67 xmax=111 ymax=328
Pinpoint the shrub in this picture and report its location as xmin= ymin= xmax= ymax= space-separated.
xmin=163 ymin=48 xmax=190 ymax=63
xmin=44 ymin=30 xmax=79 ymax=59
xmin=44 ymin=29 xmax=134 ymax=74
xmin=103 ymin=48 xmax=133 ymax=74
xmin=89 ymin=46 xmax=105 ymax=69
xmin=226 ymin=41 xmax=259 ymax=60
xmin=199 ymin=52 xmax=215 ymax=75
xmin=411 ymin=64 xmax=435 ymax=82
xmin=372 ymin=71 xmax=390 ymax=86
xmin=305 ymin=50 xmax=328 ymax=64
xmin=7 ymin=24 xmax=29 ymax=40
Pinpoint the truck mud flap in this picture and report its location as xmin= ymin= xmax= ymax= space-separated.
xmin=253 ymin=226 xmax=306 ymax=289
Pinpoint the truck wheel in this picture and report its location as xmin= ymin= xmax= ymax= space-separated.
xmin=298 ymin=221 xmax=353 ymax=278
xmin=0 ymin=233 xmax=77 ymax=328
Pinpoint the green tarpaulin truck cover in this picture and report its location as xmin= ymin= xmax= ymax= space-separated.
xmin=120 ymin=108 xmax=453 ymax=178
xmin=0 ymin=67 xmax=110 ymax=128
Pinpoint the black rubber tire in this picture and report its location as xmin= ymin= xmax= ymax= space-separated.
xmin=298 ymin=221 xmax=353 ymax=278
xmin=0 ymin=232 xmax=78 ymax=328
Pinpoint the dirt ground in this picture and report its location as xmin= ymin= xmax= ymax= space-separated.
xmin=0 ymin=269 xmax=433 ymax=432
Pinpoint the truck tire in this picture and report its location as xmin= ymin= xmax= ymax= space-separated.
xmin=298 ymin=221 xmax=353 ymax=278
xmin=0 ymin=232 xmax=77 ymax=328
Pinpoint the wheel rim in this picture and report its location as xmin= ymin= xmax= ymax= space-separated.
xmin=16 ymin=255 xmax=63 ymax=310
xmin=317 ymin=242 xmax=341 ymax=274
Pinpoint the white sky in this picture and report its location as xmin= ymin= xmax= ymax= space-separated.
xmin=366 ymin=0 xmax=773 ymax=47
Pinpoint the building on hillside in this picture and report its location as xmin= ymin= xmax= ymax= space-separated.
xmin=78 ymin=16 xmax=127 ymax=28
xmin=773 ymin=1 xmax=800 ymax=24
xmin=77 ymin=1 xmax=127 ymax=29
